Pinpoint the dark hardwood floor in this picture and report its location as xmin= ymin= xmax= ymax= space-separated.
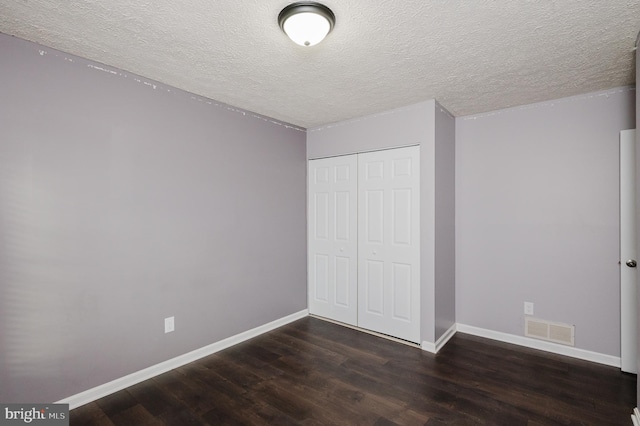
xmin=70 ymin=317 xmax=636 ymax=425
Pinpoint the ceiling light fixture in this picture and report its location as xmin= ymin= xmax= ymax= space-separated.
xmin=278 ymin=2 xmax=335 ymax=47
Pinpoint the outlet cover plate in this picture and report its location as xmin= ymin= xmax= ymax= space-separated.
xmin=524 ymin=302 xmax=534 ymax=316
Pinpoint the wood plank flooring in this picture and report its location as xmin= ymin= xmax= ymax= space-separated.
xmin=70 ymin=317 xmax=636 ymax=425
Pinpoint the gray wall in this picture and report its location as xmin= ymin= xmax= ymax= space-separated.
xmin=456 ymin=87 xmax=635 ymax=356
xmin=0 ymin=34 xmax=307 ymax=403
xmin=306 ymin=102 xmax=434 ymax=159
xmin=434 ymin=103 xmax=456 ymax=340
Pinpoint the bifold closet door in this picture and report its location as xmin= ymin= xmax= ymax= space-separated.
xmin=308 ymin=155 xmax=358 ymax=326
xmin=358 ymin=146 xmax=420 ymax=343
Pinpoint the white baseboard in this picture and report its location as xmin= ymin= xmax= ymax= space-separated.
xmin=456 ymin=323 xmax=621 ymax=368
xmin=632 ymin=407 xmax=640 ymax=426
xmin=57 ymin=309 xmax=309 ymax=410
xmin=421 ymin=323 xmax=457 ymax=353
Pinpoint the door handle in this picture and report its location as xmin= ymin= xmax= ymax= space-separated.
xmin=626 ymin=260 xmax=637 ymax=268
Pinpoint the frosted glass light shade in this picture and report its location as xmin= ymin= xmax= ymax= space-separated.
xmin=283 ymin=12 xmax=330 ymax=46
xmin=278 ymin=3 xmax=335 ymax=47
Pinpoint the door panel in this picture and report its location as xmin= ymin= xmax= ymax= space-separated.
xmin=335 ymin=191 xmax=351 ymax=240
xmin=314 ymin=254 xmax=329 ymax=301
xmin=308 ymin=155 xmax=358 ymax=326
xmin=314 ymin=192 xmax=329 ymax=239
xmin=335 ymin=256 xmax=351 ymax=306
xmin=621 ymin=129 xmax=637 ymax=373
xmin=392 ymin=262 xmax=412 ymax=320
xmin=393 ymin=189 xmax=412 ymax=244
xmin=366 ymin=190 xmax=384 ymax=243
xmin=358 ymin=146 xmax=420 ymax=343
xmin=365 ymin=260 xmax=385 ymax=314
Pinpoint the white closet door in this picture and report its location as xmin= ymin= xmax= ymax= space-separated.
xmin=358 ymin=146 xmax=420 ymax=343
xmin=308 ymin=155 xmax=358 ymax=325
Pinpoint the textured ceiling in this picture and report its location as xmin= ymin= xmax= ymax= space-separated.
xmin=1 ymin=1 xmax=639 ymax=128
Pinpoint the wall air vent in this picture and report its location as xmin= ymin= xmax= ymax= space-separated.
xmin=525 ymin=317 xmax=575 ymax=346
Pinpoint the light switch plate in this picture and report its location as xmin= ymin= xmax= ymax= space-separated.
xmin=165 ymin=316 xmax=175 ymax=333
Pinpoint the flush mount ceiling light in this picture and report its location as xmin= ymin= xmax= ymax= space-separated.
xmin=278 ymin=2 xmax=335 ymax=47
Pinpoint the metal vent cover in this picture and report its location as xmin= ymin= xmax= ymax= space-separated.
xmin=525 ymin=317 xmax=575 ymax=346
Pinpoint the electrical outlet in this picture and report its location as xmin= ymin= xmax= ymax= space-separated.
xmin=524 ymin=302 xmax=534 ymax=316
xmin=164 ymin=316 xmax=175 ymax=333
